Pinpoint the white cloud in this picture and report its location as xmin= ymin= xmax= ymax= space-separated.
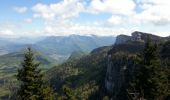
xmin=30 ymin=0 xmax=136 ymax=36
xmin=1 ymin=0 xmax=169 ymax=37
xmin=134 ymin=0 xmax=170 ymax=25
xmin=14 ymin=7 xmax=27 ymax=13
xmin=41 ymin=20 xmax=134 ymax=36
xmin=88 ymin=0 xmax=135 ymax=16
xmin=0 ymin=29 xmax=14 ymax=37
xmin=24 ymin=18 xmax=32 ymax=23
xmin=32 ymin=0 xmax=84 ymax=21
xmin=107 ymin=16 xmax=124 ymax=25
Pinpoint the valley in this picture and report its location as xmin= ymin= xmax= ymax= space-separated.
xmin=0 ymin=31 xmax=169 ymax=99
xmin=1 ymin=0 xmax=170 ymax=99
xmin=0 ymin=35 xmax=115 ymax=99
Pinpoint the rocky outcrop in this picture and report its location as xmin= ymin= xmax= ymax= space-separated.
xmin=115 ymin=31 xmax=169 ymax=45
xmin=105 ymin=31 xmax=170 ymax=99
xmin=115 ymin=35 xmax=131 ymax=45
xmin=105 ymin=52 xmax=137 ymax=99
xmin=105 ymin=54 xmax=125 ymax=95
xmin=115 ymin=31 xmax=144 ymax=44
xmin=131 ymin=31 xmax=143 ymax=42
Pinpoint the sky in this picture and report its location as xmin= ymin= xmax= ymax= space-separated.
xmin=0 ymin=0 xmax=170 ymax=37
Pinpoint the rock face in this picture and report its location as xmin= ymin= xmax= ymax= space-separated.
xmin=105 ymin=54 xmax=125 ymax=94
xmin=105 ymin=31 xmax=154 ymax=99
xmin=115 ymin=35 xmax=131 ymax=45
xmin=104 ymin=31 xmax=170 ymax=99
xmin=115 ymin=31 xmax=169 ymax=45
xmin=105 ymin=53 xmax=137 ymax=99
xmin=131 ymin=31 xmax=143 ymax=41
xmin=115 ymin=31 xmax=144 ymax=44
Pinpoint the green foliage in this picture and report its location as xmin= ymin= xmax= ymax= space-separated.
xmin=133 ymin=39 xmax=169 ymax=99
xmin=46 ymin=46 xmax=111 ymax=99
xmin=39 ymin=85 xmax=56 ymax=100
xmin=47 ymin=39 xmax=170 ymax=100
xmin=56 ymin=82 xmax=99 ymax=100
xmin=161 ymin=41 xmax=170 ymax=99
xmin=74 ymin=81 xmax=99 ymax=100
xmin=102 ymin=96 xmax=109 ymax=100
xmin=62 ymin=85 xmax=76 ymax=100
xmin=16 ymin=48 xmax=55 ymax=100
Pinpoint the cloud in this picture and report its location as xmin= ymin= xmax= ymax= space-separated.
xmin=30 ymin=0 xmax=137 ymax=36
xmin=1 ymin=0 xmax=169 ymax=37
xmin=107 ymin=16 xmax=124 ymax=25
xmin=24 ymin=18 xmax=32 ymax=23
xmin=14 ymin=7 xmax=28 ymax=13
xmin=88 ymin=0 xmax=135 ymax=16
xmin=42 ymin=20 xmax=134 ymax=36
xmin=134 ymin=0 xmax=170 ymax=25
xmin=0 ymin=29 xmax=14 ymax=37
xmin=32 ymin=0 xmax=84 ymax=21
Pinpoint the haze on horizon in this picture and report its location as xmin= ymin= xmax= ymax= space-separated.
xmin=0 ymin=0 xmax=170 ymax=37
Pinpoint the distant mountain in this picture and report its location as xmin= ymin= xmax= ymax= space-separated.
xmin=0 ymin=37 xmax=44 ymax=55
xmin=33 ymin=35 xmax=115 ymax=62
xmin=0 ymin=43 xmax=27 ymax=56
xmin=0 ymin=49 xmax=58 ymax=99
xmin=35 ymin=35 xmax=115 ymax=55
xmin=0 ymin=49 xmax=57 ymax=78
xmin=0 ymin=37 xmax=45 ymax=44
xmin=67 ymin=50 xmax=86 ymax=61
xmin=0 ymin=35 xmax=115 ymax=63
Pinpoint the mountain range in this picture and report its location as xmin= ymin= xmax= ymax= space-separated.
xmin=1 ymin=31 xmax=169 ymax=99
xmin=0 ymin=35 xmax=115 ymax=63
xmin=0 ymin=34 xmax=115 ymax=98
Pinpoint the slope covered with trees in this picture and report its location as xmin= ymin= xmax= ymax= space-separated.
xmin=0 ymin=32 xmax=169 ymax=100
xmin=46 ymin=33 xmax=170 ymax=100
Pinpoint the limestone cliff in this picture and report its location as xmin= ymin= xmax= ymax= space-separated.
xmin=104 ymin=31 xmax=170 ymax=99
xmin=115 ymin=35 xmax=131 ymax=44
xmin=105 ymin=52 xmax=137 ymax=99
xmin=115 ymin=31 xmax=169 ymax=45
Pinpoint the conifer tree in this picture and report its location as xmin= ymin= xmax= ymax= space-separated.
xmin=135 ymin=38 xmax=168 ymax=99
xmin=63 ymin=85 xmax=76 ymax=100
xmin=16 ymin=48 xmax=55 ymax=100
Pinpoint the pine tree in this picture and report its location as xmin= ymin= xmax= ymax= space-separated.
xmin=161 ymin=41 xmax=170 ymax=99
xmin=62 ymin=85 xmax=76 ymax=100
xmin=135 ymin=38 xmax=168 ymax=99
xmin=16 ymin=48 xmax=55 ymax=100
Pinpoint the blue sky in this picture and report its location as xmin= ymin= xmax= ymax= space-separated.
xmin=0 ymin=0 xmax=170 ymax=37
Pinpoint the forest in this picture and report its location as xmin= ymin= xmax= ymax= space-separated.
xmin=4 ymin=36 xmax=169 ymax=100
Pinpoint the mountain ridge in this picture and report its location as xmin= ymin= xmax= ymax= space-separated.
xmin=46 ymin=31 xmax=170 ymax=99
xmin=115 ymin=31 xmax=170 ymax=44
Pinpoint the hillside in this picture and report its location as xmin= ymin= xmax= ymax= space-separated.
xmin=0 ymin=37 xmax=44 ymax=55
xmin=46 ymin=32 xmax=170 ymax=99
xmin=0 ymin=49 xmax=58 ymax=99
xmin=0 ymin=32 xmax=169 ymax=99
xmin=46 ymin=45 xmax=112 ymax=99
xmin=0 ymin=49 xmax=57 ymax=77
xmin=0 ymin=35 xmax=115 ymax=63
xmin=45 ymin=41 xmax=145 ymax=99
xmin=67 ymin=50 xmax=86 ymax=61
xmin=0 ymin=35 xmax=115 ymax=99
xmin=34 ymin=35 xmax=115 ymax=62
